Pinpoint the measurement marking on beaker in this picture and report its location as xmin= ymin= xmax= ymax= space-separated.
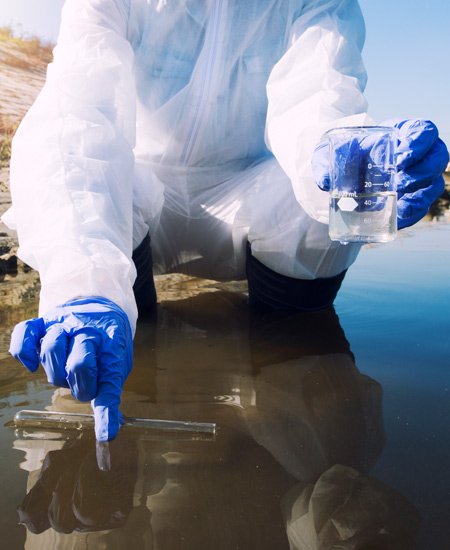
xmin=366 ymin=182 xmax=391 ymax=188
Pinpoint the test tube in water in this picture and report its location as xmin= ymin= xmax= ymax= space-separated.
xmin=13 ymin=410 xmax=216 ymax=434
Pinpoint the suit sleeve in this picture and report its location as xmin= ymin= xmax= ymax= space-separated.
xmin=8 ymin=0 xmax=139 ymax=331
xmin=265 ymin=0 xmax=373 ymax=223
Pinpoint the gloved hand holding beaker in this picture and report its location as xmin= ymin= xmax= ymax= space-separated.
xmin=314 ymin=125 xmax=399 ymax=243
xmin=312 ymin=118 xmax=449 ymax=233
xmin=9 ymin=297 xmax=133 ymax=442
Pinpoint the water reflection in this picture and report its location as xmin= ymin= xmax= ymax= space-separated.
xmin=18 ymin=437 xmax=141 ymax=534
xmin=14 ymin=289 xmax=419 ymax=548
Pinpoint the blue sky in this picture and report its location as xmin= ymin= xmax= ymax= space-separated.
xmin=0 ymin=0 xmax=448 ymax=145
xmin=359 ymin=0 xmax=449 ymax=145
xmin=0 ymin=0 xmax=64 ymax=43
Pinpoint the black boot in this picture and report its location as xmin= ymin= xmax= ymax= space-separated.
xmin=246 ymin=242 xmax=347 ymax=313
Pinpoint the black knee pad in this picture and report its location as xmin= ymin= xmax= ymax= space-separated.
xmin=246 ymin=242 xmax=346 ymax=312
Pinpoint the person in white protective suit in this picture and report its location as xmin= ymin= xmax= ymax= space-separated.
xmin=5 ymin=0 xmax=449 ymax=441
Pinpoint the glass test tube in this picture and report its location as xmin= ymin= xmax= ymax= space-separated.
xmin=13 ymin=410 xmax=216 ymax=434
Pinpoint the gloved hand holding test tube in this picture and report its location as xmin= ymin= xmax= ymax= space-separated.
xmin=9 ymin=297 xmax=216 ymax=441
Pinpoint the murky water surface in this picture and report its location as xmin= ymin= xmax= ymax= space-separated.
xmin=1 ymin=223 xmax=449 ymax=549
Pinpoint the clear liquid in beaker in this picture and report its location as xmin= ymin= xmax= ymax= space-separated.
xmin=329 ymin=192 xmax=397 ymax=244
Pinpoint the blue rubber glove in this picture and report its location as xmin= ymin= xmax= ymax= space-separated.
xmin=9 ymin=297 xmax=133 ymax=442
xmin=312 ymin=119 xmax=449 ymax=229
xmin=382 ymin=119 xmax=448 ymax=228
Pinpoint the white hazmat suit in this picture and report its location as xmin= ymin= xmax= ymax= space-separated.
xmin=5 ymin=0 xmax=370 ymax=331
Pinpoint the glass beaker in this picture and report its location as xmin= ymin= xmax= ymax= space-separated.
xmin=325 ymin=126 xmax=397 ymax=244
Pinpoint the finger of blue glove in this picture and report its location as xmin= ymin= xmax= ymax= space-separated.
xmin=40 ymin=325 xmax=70 ymax=387
xmin=396 ymin=138 xmax=449 ymax=194
xmin=389 ymin=119 xmax=440 ymax=170
xmin=9 ymin=318 xmax=46 ymax=372
xmin=91 ymin=365 xmax=125 ymax=442
xmin=66 ymin=330 xmax=101 ymax=402
xmin=397 ymin=175 xmax=445 ymax=229
xmin=311 ymin=141 xmax=331 ymax=191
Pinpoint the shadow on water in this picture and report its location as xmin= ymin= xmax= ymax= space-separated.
xmin=1 ymin=282 xmax=422 ymax=549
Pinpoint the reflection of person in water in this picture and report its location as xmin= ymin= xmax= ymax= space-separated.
xmin=17 ymin=435 xmax=154 ymax=547
xmin=16 ymin=293 xmax=419 ymax=548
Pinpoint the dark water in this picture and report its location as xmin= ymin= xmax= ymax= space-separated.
xmin=0 ymin=222 xmax=449 ymax=549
